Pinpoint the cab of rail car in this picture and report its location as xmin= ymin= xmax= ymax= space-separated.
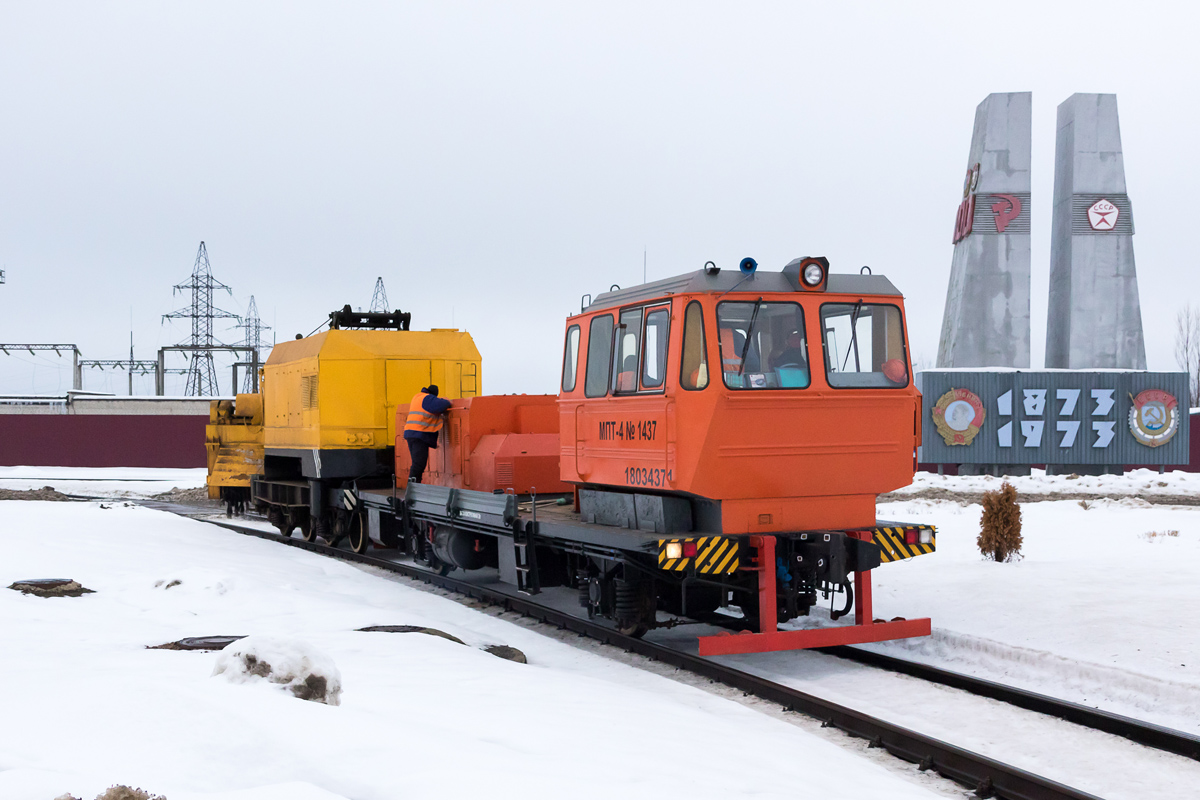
xmin=557 ymin=257 xmax=922 ymax=535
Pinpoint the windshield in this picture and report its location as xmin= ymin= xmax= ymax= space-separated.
xmin=820 ymin=303 xmax=909 ymax=388
xmin=716 ymin=301 xmax=810 ymax=390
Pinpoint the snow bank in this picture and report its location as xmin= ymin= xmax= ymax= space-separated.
xmin=894 ymin=468 xmax=1200 ymax=499
xmin=213 ymin=636 xmax=342 ymax=705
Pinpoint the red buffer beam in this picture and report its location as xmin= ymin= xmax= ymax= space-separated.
xmin=697 ymin=534 xmax=931 ymax=657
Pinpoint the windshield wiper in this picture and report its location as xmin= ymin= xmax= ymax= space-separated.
xmin=840 ymin=299 xmax=864 ymax=372
xmin=737 ymin=298 xmax=764 ymax=377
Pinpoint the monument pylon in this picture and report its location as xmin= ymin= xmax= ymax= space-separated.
xmin=1045 ymin=93 xmax=1146 ymax=369
xmin=937 ymin=92 xmax=1032 ymax=368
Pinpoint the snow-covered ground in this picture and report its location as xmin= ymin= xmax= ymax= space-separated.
xmin=1 ymin=501 xmax=948 ymax=800
xmin=0 ymin=466 xmax=206 ymax=498
xmin=7 ymin=467 xmax=1200 ymax=799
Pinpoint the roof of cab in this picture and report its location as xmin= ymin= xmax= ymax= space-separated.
xmin=583 ymin=265 xmax=902 ymax=312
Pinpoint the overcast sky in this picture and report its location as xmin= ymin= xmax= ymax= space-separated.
xmin=1 ymin=1 xmax=1197 ymax=396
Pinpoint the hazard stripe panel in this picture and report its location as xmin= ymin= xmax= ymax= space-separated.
xmin=657 ymin=536 xmax=740 ymax=574
xmin=873 ymin=526 xmax=937 ymax=563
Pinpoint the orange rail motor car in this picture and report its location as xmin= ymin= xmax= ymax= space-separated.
xmin=383 ymin=257 xmax=935 ymax=656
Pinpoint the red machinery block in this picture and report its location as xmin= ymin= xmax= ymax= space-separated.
xmin=396 ymin=394 xmax=572 ymax=495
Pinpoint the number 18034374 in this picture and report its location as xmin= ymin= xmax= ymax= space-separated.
xmin=624 ymin=466 xmax=672 ymax=487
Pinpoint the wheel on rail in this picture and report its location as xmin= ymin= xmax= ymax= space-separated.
xmin=325 ymin=512 xmax=349 ymax=547
xmin=615 ymin=620 xmax=649 ymax=638
xmin=347 ymin=512 xmax=369 ymax=554
xmin=614 ymin=578 xmax=654 ymax=638
xmin=271 ymin=507 xmax=297 ymax=537
xmin=297 ymin=511 xmax=317 ymax=543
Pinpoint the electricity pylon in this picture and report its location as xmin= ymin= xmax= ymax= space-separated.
xmin=235 ymin=295 xmax=271 ymax=392
xmin=163 ymin=242 xmax=241 ymax=396
xmin=370 ymin=277 xmax=389 ymax=313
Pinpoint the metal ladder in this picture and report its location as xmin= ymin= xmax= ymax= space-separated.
xmin=513 ymin=489 xmax=540 ymax=595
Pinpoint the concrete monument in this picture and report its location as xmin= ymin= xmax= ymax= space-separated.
xmin=937 ymin=92 xmax=1032 ymax=368
xmin=1045 ymin=93 xmax=1146 ymax=369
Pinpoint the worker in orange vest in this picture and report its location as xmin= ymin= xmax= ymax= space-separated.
xmin=403 ymin=384 xmax=452 ymax=483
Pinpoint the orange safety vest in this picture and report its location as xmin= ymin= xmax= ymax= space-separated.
xmin=404 ymin=391 xmax=445 ymax=435
xmin=718 ymin=327 xmax=742 ymax=373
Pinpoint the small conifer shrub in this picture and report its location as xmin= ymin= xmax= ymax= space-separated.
xmin=978 ymin=481 xmax=1023 ymax=562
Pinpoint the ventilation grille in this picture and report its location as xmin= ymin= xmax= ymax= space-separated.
xmin=969 ymin=191 xmax=1031 ymax=235
xmin=301 ymin=375 xmax=318 ymax=409
xmin=496 ymin=462 xmax=514 ymax=486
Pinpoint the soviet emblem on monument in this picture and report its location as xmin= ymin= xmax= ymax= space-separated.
xmin=1128 ymin=390 xmax=1179 ymax=447
xmin=932 ymin=388 xmax=985 ymax=446
xmin=990 ymin=194 xmax=1022 ymax=233
xmin=1087 ymin=199 xmax=1120 ymax=231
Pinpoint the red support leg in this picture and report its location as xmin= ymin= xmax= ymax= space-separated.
xmin=752 ymin=535 xmax=777 ymax=634
xmin=852 ymin=530 xmax=873 ymax=626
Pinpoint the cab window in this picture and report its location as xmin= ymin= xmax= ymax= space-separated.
xmin=584 ymin=315 xmax=614 ymax=398
xmin=680 ymin=301 xmax=709 ymax=390
xmin=612 ymin=308 xmax=644 ymax=393
xmin=821 ymin=303 xmax=909 ymax=388
xmin=640 ymin=307 xmax=670 ymax=389
xmin=716 ymin=301 xmax=809 ymax=389
xmin=561 ymin=325 xmax=580 ymax=392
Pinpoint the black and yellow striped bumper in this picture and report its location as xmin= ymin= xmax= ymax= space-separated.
xmin=657 ymin=536 xmax=740 ymax=574
xmin=873 ymin=526 xmax=936 ymax=563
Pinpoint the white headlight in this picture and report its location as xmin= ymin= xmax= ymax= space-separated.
xmin=665 ymin=542 xmax=683 ymax=559
xmin=919 ymin=530 xmax=933 ymax=544
xmin=802 ymin=263 xmax=824 ymax=286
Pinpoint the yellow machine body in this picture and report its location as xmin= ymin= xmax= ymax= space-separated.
xmin=262 ymin=328 xmax=482 ymax=452
xmin=205 ymin=393 xmax=265 ymax=499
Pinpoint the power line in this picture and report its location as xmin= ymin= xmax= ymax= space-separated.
xmin=0 ymin=344 xmax=81 ymax=390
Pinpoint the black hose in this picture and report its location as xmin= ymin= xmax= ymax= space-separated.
xmin=831 ymin=581 xmax=854 ymax=621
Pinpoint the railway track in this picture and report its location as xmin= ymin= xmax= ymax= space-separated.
xmin=820 ymin=646 xmax=1200 ymax=763
xmin=180 ymin=512 xmax=1200 ymax=800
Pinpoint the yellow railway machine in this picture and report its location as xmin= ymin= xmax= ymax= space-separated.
xmin=205 ymin=393 xmax=265 ymax=514
xmin=247 ymin=306 xmax=482 ymax=546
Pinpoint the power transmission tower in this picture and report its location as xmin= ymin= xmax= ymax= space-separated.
xmin=162 ymin=242 xmax=241 ymax=396
xmin=370 ymin=277 xmax=389 ymax=313
xmin=235 ymin=295 xmax=271 ymax=392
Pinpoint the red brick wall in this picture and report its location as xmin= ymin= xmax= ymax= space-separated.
xmin=0 ymin=414 xmax=207 ymax=468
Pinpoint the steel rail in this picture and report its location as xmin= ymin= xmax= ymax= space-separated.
xmin=821 ymin=645 xmax=1200 ymax=761
xmin=198 ymin=517 xmax=1102 ymax=800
